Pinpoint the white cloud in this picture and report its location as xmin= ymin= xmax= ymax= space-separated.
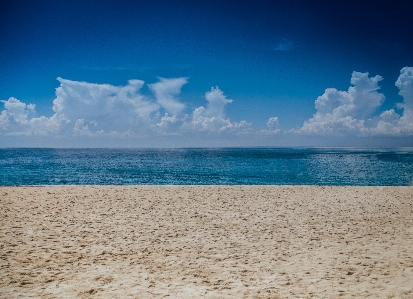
xmin=54 ymin=77 xmax=159 ymax=135
xmin=347 ymin=72 xmax=385 ymax=118
xmin=148 ymin=77 xmax=187 ymax=115
xmin=2 ymin=68 xmax=412 ymax=145
xmin=260 ymin=117 xmax=281 ymax=134
xmin=266 ymin=117 xmax=279 ymax=128
xmin=200 ymin=86 xmax=232 ymax=118
xmin=0 ymin=78 xmax=249 ymax=140
xmin=152 ymin=113 xmax=187 ymax=136
xmin=295 ymin=68 xmax=413 ymax=136
xmin=395 ymin=67 xmax=413 ymax=120
xmin=369 ymin=67 xmax=413 ymax=135
xmin=2 ymin=97 xmax=36 ymax=123
xmin=182 ymin=87 xmax=250 ymax=134
xmin=0 ymin=97 xmax=65 ymax=136
xmin=311 ymin=71 xmax=384 ymax=120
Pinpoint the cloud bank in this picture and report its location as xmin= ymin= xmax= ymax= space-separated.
xmin=0 ymin=77 xmax=249 ymax=139
xmin=1 ymin=67 xmax=412 ymax=146
xmin=294 ymin=67 xmax=413 ymax=137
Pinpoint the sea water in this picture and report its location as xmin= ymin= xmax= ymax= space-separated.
xmin=0 ymin=148 xmax=412 ymax=186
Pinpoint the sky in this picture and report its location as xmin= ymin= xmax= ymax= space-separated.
xmin=1 ymin=0 xmax=413 ymax=148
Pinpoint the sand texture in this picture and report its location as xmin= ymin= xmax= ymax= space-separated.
xmin=1 ymin=186 xmax=413 ymax=298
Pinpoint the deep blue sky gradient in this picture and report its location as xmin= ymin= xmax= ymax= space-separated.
xmin=1 ymin=0 xmax=413 ymax=143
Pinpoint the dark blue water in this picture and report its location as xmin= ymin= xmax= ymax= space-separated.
xmin=0 ymin=148 xmax=412 ymax=186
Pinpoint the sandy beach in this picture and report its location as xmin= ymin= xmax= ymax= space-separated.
xmin=1 ymin=186 xmax=413 ymax=298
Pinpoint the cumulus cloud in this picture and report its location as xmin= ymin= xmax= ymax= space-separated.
xmin=54 ymin=77 xmax=159 ymax=135
xmin=260 ymin=117 xmax=281 ymax=134
xmin=148 ymin=77 xmax=187 ymax=115
xmin=2 ymin=68 xmax=412 ymax=144
xmin=395 ymin=67 xmax=413 ymax=120
xmin=298 ymin=71 xmax=384 ymax=135
xmin=151 ymin=113 xmax=187 ymax=136
xmin=0 ymin=97 xmax=33 ymax=133
xmin=182 ymin=87 xmax=250 ymax=134
xmin=1 ymin=77 xmax=249 ymax=139
xmin=295 ymin=68 xmax=413 ymax=136
xmin=370 ymin=67 xmax=413 ymax=135
xmin=0 ymin=97 xmax=66 ymax=135
xmin=266 ymin=117 xmax=279 ymax=128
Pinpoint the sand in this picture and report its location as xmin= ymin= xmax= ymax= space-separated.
xmin=1 ymin=186 xmax=413 ymax=298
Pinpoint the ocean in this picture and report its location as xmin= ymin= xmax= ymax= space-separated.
xmin=0 ymin=148 xmax=412 ymax=186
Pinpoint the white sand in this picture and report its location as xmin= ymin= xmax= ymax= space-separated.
xmin=1 ymin=186 xmax=413 ymax=298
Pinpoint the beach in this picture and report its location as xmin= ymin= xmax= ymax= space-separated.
xmin=1 ymin=186 xmax=413 ymax=298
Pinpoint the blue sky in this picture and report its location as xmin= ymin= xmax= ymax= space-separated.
xmin=1 ymin=0 xmax=413 ymax=147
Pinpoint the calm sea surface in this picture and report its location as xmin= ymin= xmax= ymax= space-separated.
xmin=0 ymin=148 xmax=412 ymax=186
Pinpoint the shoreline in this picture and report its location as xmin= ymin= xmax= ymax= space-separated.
xmin=1 ymin=186 xmax=413 ymax=298
xmin=3 ymin=184 xmax=402 ymax=188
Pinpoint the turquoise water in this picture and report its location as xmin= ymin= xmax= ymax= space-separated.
xmin=0 ymin=148 xmax=412 ymax=186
